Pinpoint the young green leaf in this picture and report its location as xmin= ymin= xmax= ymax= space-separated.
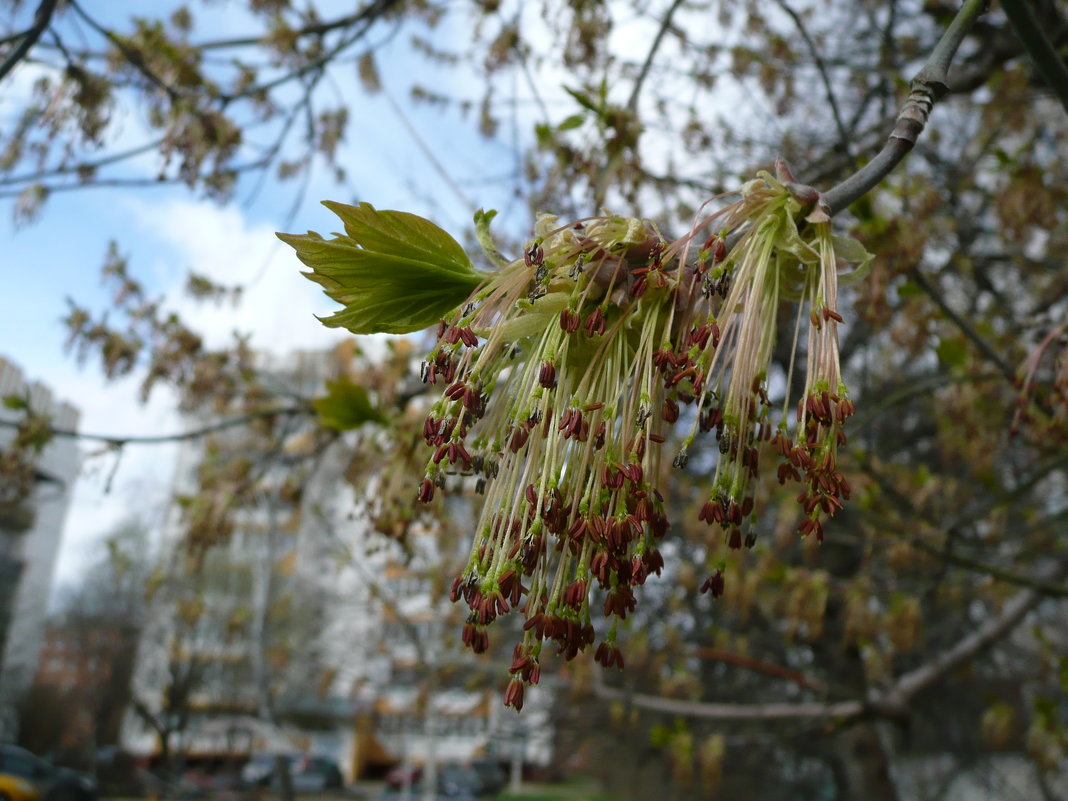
xmin=312 ymin=375 xmax=386 ymax=431
xmin=473 ymin=208 xmax=510 ymax=268
xmin=279 ymin=202 xmax=483 ymax=335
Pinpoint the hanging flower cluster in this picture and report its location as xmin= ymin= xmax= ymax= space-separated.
xmin=416 ymin=171 xmax=870 ymax=710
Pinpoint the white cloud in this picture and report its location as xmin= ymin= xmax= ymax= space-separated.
xmin=51 ymin=198 xmax=350 ymax=597
xmin=129 ymin=197 xmax=349 ymax=355
xmin=50 ymin=370 xmax=180 ymax=596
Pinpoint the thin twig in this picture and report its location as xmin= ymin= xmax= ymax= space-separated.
xmin=0 ymin=405 xmax=312 ymax=446
xmin=0 ymin=139 xmax=165 ymax=188
xmin=1000 ymin=0 xmax=1068 ymax=116
xmin=772 ymin=0 xmax=852 ymax=159
xmin=627 ymin=0 xmax=686 ymax=112
xmin=910 ymin=268 xmax=1015 ymax=380
xmin=823 ymin=0 xmax=992 ymax=214
xmin=67 ymin=0 xmax=182 ymax=102
xmin=380 ymin=82 xmax=476 ymax=212
xmin=0 ymin=0 xmax=59 ymax=83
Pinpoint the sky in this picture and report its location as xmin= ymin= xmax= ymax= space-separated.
xmin=0 ymin=0 xmax=733 ymax=602
xmin=0 ymin=0 xmax=537 ymax=598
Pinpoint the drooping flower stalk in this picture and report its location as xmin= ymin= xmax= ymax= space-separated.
xmin=414 ymin=171 xmax=870 ymax=710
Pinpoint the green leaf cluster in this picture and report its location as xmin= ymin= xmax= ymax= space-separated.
xmin=311 ymin=375 xmax=385 ymax=431
xmin=279 ymin=202 xmax=483 ymax=334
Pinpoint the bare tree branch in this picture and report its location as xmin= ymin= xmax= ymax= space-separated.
xmin=593 ymin=558 xmax=1067 ymax=722
xmin=885 ymin=560 xmax=1068 ymax=707
xmin=0 ymin=0 xmax=59 ymax=84
xmin=1001 ymin=0 xmax=1068 ymax=116
xmin=626 ymin=0 xmax=686 ymax=113
xmin=67 ymin=0 xmax=182 ymax=102
xmin=591 ymin=674 xmax=863 ymax=721
xmin=823 ymin=0 xmax=992 ymax=214
xmin=772 ymin=0 xmax=852 ymax=159
xmin=0 ymin=405 xmax=312 ymax=446
xmin=910 ymin=267 xmax=1015 ymax=381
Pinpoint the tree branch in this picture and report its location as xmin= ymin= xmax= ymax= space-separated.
xmin=0 ymin=405 xmax=312 ymax=446
xmin=0 ymin=139 xmax=165 ymax=188
xmin=218 ymin=0 xmax=402 ymax=103
xmin=591 ymin=673 xmax=862 ymax=721
xmin=909 ymin=267 xmax=1015 ymax=381
xmin=0 ymin=0 xmax=59 ymax=84
xmin=772 ymin=0 xmax=852 ymax=159
xmin=823 ymin=0 xmax=992 ymax=214
xmin=67 ymin=0 xmax=182 ymax=102
xmin=694 ymin=646 xmax=829 ymax=693
xmin=884 ymin=559 xmax=1068 ymax=707
xmin=906 ymin=530 xmax=1068 ymax=598
xmin=1001 ymin=0 xmax=1068 ymax=116
xmin=626 ymin=0 xmax=686 ymax=113
xmin=593 ymin=558 xmax=1067 ymax=723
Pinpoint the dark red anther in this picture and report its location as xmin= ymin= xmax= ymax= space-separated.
xmin=623 ymin=463 xmax=643 ymax=485
xmin=418 ymin=478 xmax=436 ymax=503
xmin=643 ymin=548 xmax=664 ymax=576
xmin=563 ymin=580 xmax=587 ymax=610
xmin=652 ymin=349 xmax=676 ymax=371
xmin=504 ymin=678 xmax=525 ymax=711
xmin=584 ymin=308 xmax=605 ymax=337
xmin=727 ymin=501 xmax=742 ymax=525
xmin=629 ymin=276 xmax=648 ymax=299
xmin=698 ymin=500 xmax=717 ymax=523
xmin=662 ymin=398 xmax=680 ymax=423
xmin=688 ymin=325 xmax=711 ymax=349
xmin=669 ymin=366 xmax=697 ymax=387
xmin=509 ymin=426 xmax=530 ymax=453
xmin=600 ymin=463 xmax=623 ymax=490
xmin=457 ymin=326 xmax=477 ymax=348
xmin=539 ymin=360 xmax=557 ymax=389
xmin=560 ymin=308 xmax=581 ymax=333
xmin=709 ymin=320 xmax=721 ymax=347
xmin=699 ymin=569 xmax=725 ymax=598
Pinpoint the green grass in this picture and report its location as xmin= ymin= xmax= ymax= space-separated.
xmin=492 ymin=776 xmax=616 ymax=801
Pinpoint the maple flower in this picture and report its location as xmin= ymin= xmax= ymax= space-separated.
xmin=423 ymin=213 xmax=681 ymax=708
xmin=284 ymin=180 xmax=872 ymax=710
xmin=411 ymin=172 xmax=871 ymax=709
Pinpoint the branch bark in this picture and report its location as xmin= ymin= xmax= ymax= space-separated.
xmin=593 ymin=558 xmax=1067 ymax=723
xmin=0 ymin=0 xmax=59 ymax=84
xmin=0 ymin=405 xmax=312 ymax=446
xmin=1001 ymin=0 xmax=1068 ymax=116
xmin=823 ymin=0 xmax=992 ymax=214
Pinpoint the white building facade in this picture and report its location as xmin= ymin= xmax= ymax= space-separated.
xmin=0 ymin=356 xmax=81 ymax=740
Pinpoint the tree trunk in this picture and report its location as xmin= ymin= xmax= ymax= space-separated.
xmin=834 ymin=722 xmax=899 ymax=801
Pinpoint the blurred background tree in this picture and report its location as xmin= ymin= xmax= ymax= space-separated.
xmin=2 ymin=1 xmax=1067 ymax=800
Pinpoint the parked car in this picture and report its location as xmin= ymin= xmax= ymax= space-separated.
xmin=468 ymin=760 xmax=505 ymax=796
xmin=241 ymin=754 xmax=343 ymax=792
xmin=377 ymin=778 xmax=478 ymax=801
xmin=381 ymin=763 xmax=489 ymax=800
xmin=0 ymin=746 xmax=97 ymax=801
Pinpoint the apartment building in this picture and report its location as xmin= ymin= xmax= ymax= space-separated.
xmin=0 ymin=356 xmax=81 ymax=740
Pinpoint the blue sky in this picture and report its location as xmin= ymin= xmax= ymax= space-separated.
xmin=1 ymin=0 xmax=738 ymax=596
xmin=0 ymin=0 xmax=537 ymax=594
